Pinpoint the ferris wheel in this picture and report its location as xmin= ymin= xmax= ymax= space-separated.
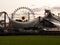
xmin=12 ymin=7 xmax=35 ymax=22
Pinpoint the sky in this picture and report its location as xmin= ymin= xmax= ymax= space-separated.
xmin=0 ymin=0 xmax=60 ymax=14
xmin=0 ymin=0 xmax=60 ymax=22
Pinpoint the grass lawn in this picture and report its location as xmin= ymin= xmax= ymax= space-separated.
xmin=0 ymin=36 xmax=60 ymax=45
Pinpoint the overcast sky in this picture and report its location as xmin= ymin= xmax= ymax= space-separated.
xmin=0 ymin=0 xmax=60 ymax=14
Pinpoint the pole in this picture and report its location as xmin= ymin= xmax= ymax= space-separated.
xmin=4 ymin=12 xmax=6 ymax=29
